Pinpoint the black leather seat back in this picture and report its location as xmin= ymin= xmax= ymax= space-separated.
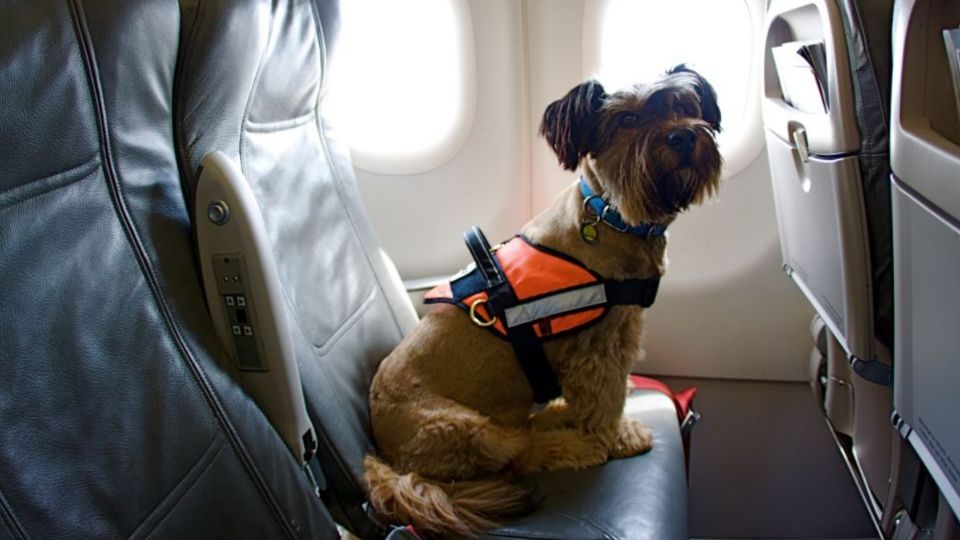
xmin=837 ymin=0 xmax=894 ymax=350
xmin=0 ymin=1 xmax=336 ymax=537
xmin=175 ymin=0 xmax=418 ymax=533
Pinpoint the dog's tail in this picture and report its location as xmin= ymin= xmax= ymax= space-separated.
xmin=363 ymin=455 xmax=536 ymax=537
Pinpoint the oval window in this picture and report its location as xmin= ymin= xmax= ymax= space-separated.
xmin=326 ymin=0 xmax=476 ymax=175
xmin=583 ymin=0 xmax=764 ymax=178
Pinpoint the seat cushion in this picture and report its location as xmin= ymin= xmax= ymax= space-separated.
xmin=476 ymin=390 xmax=688 ymax=540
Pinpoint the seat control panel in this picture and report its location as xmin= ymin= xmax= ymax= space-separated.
xmin=212 ymin=254 xmax=267 ymax=372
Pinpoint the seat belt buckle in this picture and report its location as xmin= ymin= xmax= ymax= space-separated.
xmin=680 ymin=408 xmax=701 ymax=435
xmin=303 ymin=461 xmax=322 ymax=499
xmin=384 ymin=525 xmax=422 ymax=539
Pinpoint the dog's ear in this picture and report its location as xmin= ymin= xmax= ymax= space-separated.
xmin=539 ymin=80 xmax=607 ymax=170
xmin=668 ymin=64 xmax=721 ymax=132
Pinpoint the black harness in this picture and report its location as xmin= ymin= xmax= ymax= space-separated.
xmin=426 ymin=226 xmax=662 ymax=403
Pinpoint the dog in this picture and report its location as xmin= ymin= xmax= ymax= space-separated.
xmin=363 ymin=65 xmax=722 ymax=537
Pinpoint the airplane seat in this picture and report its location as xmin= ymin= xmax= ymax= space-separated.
xmin=174 ymin=0 xmax=691 ymax=538
xmin=175 ymin=0 xmax=419 ymax=534
xmin=762 ymin=0 xmax=896 ymax=523
xmin=0 ymin=1 xmax=339 ymax=537
xmin=887 ymin=0 xmax=960 ymax=534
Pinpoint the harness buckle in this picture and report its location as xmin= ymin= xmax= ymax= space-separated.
xmin=469 ymin=298 xmax=498 ymax=328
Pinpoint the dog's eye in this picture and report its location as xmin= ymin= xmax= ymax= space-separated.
xmin=618 ymin=113 xmax=639 ymax=128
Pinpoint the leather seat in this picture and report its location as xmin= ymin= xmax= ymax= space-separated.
xmin=1 ymin=0 xmax=690 ymax=538
xmin=0 ymin=0 xmax=338 ymax=537
xmin=478 ymin=393 xmax=687 ymax=540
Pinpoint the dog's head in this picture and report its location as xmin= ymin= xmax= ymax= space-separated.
xmin=539 ymin=65 xmax=722 ymax=225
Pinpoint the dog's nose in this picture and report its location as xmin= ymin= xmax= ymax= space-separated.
xmin=667 ymin=128 xmax=697 ymax=155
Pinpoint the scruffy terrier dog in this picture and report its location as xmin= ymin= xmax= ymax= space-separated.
xmin=364 ymin=65 xmax=722 ymax=537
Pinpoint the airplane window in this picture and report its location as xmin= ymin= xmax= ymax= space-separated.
xmin=326 ymin=0 xmax=476 ymax=175
xmin=584 ymin=0 xmax=764 ymax=177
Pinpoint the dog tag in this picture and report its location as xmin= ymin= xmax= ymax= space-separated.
xmin=580 ymin=222 xmax=599 ymax=244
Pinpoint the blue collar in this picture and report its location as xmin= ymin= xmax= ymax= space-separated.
xmin=578 ymin=178 xmax=668 ymax=238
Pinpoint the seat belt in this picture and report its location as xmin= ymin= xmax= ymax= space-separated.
xmin=629 ymin=375 xmax=698 ymax=430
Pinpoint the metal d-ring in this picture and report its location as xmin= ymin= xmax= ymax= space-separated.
xmin=600 ymin=203 xmax=614 ymax=222
xmin=600 ymin=204 xmax=625 ymax=229
xmin=469 ymin=298 xmax=497 ymax=327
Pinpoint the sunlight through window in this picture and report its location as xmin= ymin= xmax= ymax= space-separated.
xmin=326 ymin=0 xmax=475 ymax=175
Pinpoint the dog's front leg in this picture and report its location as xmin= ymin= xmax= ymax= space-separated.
xmin=561 ymin=355 xmax=652 ymax=459
xmin=608 ymin=416 xmax=653 ymax=459
xmin=511 ymin=415 xmax=650 ymax=474
xmin=562 ymin=358 xmax=628 ymax=430
xmin=570 ymin=408 xmax=652 ymax=461
xmin=511 ymin=427 xmax=608 ymax=474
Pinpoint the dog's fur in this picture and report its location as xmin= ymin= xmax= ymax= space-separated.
xmin=364 ymin=65 xmax=723 ymax=537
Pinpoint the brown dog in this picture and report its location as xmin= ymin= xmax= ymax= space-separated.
xmin=364 ymin=65 xmax=722 ymax=537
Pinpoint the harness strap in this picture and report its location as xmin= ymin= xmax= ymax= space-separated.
xmin=605 ymin=278 xmax=661 ymax=308
xmin=463 ymin=226 xmax=504 ymax=288
xmin=463 ymin=228 xmax=562 ymax=403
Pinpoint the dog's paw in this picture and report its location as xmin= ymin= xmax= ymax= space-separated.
xmin=609 ymin=417 xmax=653 ymax=458
xmin=512 ymin=430 xmax=608 ymax=474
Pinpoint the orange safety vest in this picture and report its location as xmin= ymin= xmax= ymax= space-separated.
xmin=425 ymin=227 xmax=660 ymax=402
